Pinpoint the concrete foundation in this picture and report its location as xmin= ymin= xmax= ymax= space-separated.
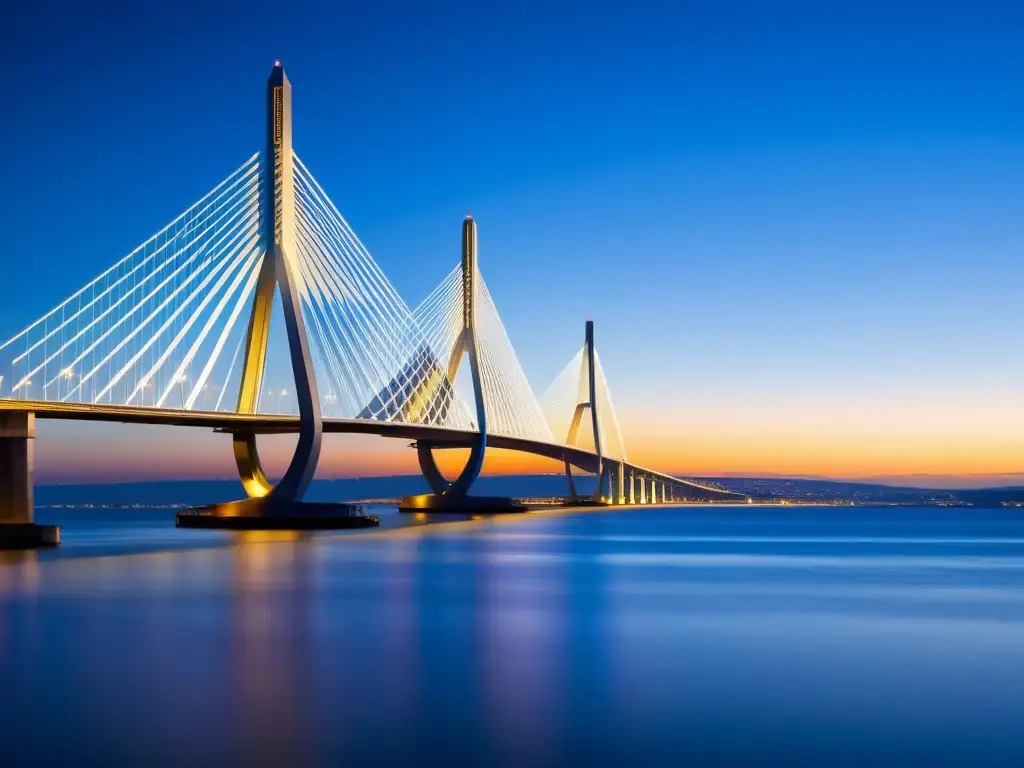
xmin=399 ymin=494 xmax=527 ymax=513
xmin=0 ymin=413 xmax=59 ymax=548
xmin=177 ymin=497 xmax=378 ymax=530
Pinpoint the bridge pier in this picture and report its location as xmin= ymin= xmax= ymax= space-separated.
xmin=0 ymin=413 xmax=58 ymax=548
xmin=564 ymin=458 xmax=578 ymax=501
xmin=628 ymin=469 xmax=636 ymax=504
xmin=600 ymin=464 xmax=614 ymax=503
xmin=616 ymin=461 xmax=626 ymax=505
xmin=603 ymin=462 xmax=618 ymax=505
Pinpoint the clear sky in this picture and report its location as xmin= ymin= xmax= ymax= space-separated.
xmin=4 ymin=0 xmax=1024 ymax=487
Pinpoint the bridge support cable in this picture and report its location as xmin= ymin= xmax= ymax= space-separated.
xmin=71 ymin=188 xmax=260 ymax=406
xmin=592 ymin=349 xmax=627 ymax=463
xmin=0 ymin=154 xmax=258 ymax=362
xmin=410 ymin=266 xmax=475 ymax=429
xmin=541 ymin=348 xmax=586 ymax=441
xmin=155 ymin=244 xmax=263 ymax=409
xmin=292 ymin=154 xmax=467 ymax=428
xmin=295 ymin=190 xmax=406 ymax=405
xmin=295 ymin=182 xmax=459 ymax=424
xmin=0 ymin=155 xmax=261 ymax=409
xmin=123 ymin=234 xmax=262 ymax=407
xmin=474 ymin=275 xmax=554 ymax=444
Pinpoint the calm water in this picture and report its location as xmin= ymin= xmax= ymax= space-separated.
xmin=4 ymin=503 xmax=1024 ymax=766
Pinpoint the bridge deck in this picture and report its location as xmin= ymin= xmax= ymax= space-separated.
xmin=0 ymin=400 xmax=737 ymax=496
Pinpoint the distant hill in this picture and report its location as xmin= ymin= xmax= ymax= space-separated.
xmin=704 ymin=477 xmax=1024 ymax=506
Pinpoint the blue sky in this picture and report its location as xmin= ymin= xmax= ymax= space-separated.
xmin=4 ymin=0 xmax=1024 ymax=483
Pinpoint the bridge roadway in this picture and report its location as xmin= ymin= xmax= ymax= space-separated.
xmin=0 ymin=399 xmax=737 ymax=498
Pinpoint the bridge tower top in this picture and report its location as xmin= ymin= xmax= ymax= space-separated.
xmin=461 ymin=215 xmax=477 ymax=331
xmin=266 ymin=62 xmax=296 ymax=260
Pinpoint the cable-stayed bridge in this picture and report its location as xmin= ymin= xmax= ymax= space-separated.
xmin=0 ymin=63 xmax=738 ymax=536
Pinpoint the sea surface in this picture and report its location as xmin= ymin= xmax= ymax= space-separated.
xmin=3 ymin=497 xmax=1024 ymax=766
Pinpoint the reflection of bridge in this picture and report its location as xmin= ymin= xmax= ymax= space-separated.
xmin=0 ymin=63 xmax=739 ymax=536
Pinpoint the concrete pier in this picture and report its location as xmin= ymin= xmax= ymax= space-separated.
xmin=177 ymin=497 xmax=378 ymax=530
xmin=399 ymin=494 xmax=527 ymax=513
xmin=0 ymin=413 xmax=59 ymax=548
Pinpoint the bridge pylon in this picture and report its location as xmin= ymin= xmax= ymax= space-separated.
xmin=414 ymin=216 xmax=487 ymax=498
xmin=562 ymin=319 xmax=608 ymax=503
xmin=231 ymin=62 xmax=323 ymax=505
xmin=179 ymin=63 xmax=374 ymax=529
xmin=401 ymin=217 xmax=522 ymax=512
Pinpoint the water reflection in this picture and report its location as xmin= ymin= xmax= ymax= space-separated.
xmin=229 ymin=533 xmax=315 ymax=765
xmin=0 ymin=550 xmax=40 ymax=595
xmin=3 ymin=506 xmax=1024 ymax=764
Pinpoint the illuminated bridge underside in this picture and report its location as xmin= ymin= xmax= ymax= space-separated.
xmin=0 ymin=400 xmax=736 ymax=497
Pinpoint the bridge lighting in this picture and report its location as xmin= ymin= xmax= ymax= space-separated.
xmin=60 ymin=368 xmax=75 ymax=380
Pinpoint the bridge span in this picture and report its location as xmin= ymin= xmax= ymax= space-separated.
xmin=0 ymin=62 xmax=740 ymax=543
xmin=0 ymin=399 xmax=739 ymax=503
